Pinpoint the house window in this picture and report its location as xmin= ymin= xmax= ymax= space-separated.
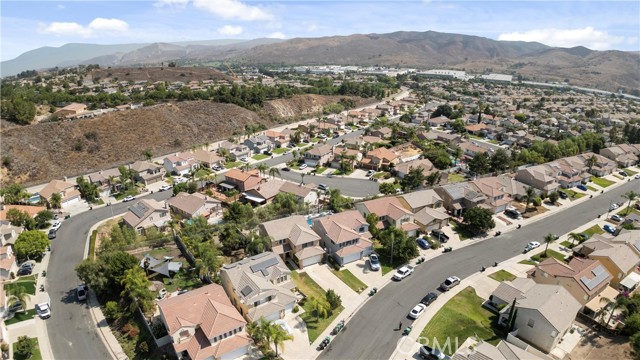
xmin=358 ymin=226 xmax=365 ymax=233
xmin=527 ymin=319 xmax=535 ymax=328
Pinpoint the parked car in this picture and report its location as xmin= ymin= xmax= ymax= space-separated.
xmin=263 ymin=150 xmax=273 ymax=156
xmin=420 ymin=345 xmax=451 ymax=360
xmin=8 ymin=301 xmax=24 ymax=314
xmin=212 ymin=165 xmax=223 ymax=171
xmin=420 ymin=292 xmax=438 ymax=306
xmin=524 ymin=241 xmax=541 ymax=253
xmin=282 ymin=167 xmax=290 ymax=172
xmin=610 ymin=203 xmax=619 ymax=211
xmin=35 ymin=303 xmax=51 ymax=319
xmin=635 ymin=174 xmax=640 ymax=180
xmin=48 ymin=229 xmax=57 ymax=240
xmin=409 ymin=303 xmax=427 ymax=319
xmin=76 ymin=285 xmax=87 ymax=301
xmin=611 ymin=214 xmax=622 ymax=222
xmin=299 ymin=164 xmax=308 ymax=170
xmin=559 ymin=191 xmax=568 ymax=199
xmin=318 ymin=134 xmax=327 ymax=139
xmin=504 ymin=209 xmax=521 ymax=219
xmin=393 ymin=266 xmax=414 ymax=281
xmin=577 ymin=184 xmax=588 ymax=191
xmin=366 ymin=170 xmax=375 ymax=177
xmin=619 ymin=171 xmax=628 ymax=177
xmin=123 ymin=195 xmax=135 ymax=202
xmin=157 ymin=288 xmax=168 ymax=300
xmin=578 ymin=233 xmax=590 ymax=241
xmin=17 ymin=267 xmax=32 ymax=276
xmin=287 ymin=143 xmax=296 ymax=148
xmin=603 ymin=224 xmax=616 ymax=234
xmin=159 ymin=184 xmax=172 ymax=192
xmin=50 ymin=220 xmax=61 ymax=231
xmin=317 ymin=183 xmax=329 ymax=191
xmin=369 ymin=254 xmax=380 ymax=271
xmin=430 ymin=229 xmax=450 ymax=243
xmin=416 ymin=238 xmax=430 ymax=250
xmin=440 ymin=276 xmax=461 ymax=291
xmin=239 ymin=157 xmax=249 ymax=162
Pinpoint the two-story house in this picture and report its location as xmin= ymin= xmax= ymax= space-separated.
xmin=122 ymin=199 xmax=171 ymax=234
xmin=312 ymin=211 xmax=373 ymax=266
xmin=393 ymin=158 xmax=435 ymax=179
xmin=304 ymin=144 xmax=333 ymax=167
xmin=218 ymin=141 xmax=252 ymax=161
xmin=163 ymin=153 xmax=200 ymax=176
xmin=87 ymin=168 xmax=122 ymax=197
xmin=157 ymin=284 xmax=251 ymax=360
xmin=600 ymin=144 xmax=640 ymax=167
xmin=329 ymin=147 xmax=362 ymax=170
xmin=360 ymin=147 xmax=398 ymax=171
xmin=398 ymin=189 xmax=444 ymax=213
xmin=130 ymin=160 xmax=166 ymax=186
xmin=355 ymin=197 xmax=419 ymax=236
xmin=549 ymin=158 xmax=590 ymax=189
xmin=264 ymin=130 xmax=289 ymax=148
xmin=220 ymin=169 xmax=265 ymax=192
xmin=167 ymin=192 xmax=222 ymax=220
xmin=0 ymin=245 xmax=18 ymax=280
xmin=278 ymin=182 xmax=318 ymax=206
xmin=243 ymin=135 xmax=273 ymax=155
xmin=434 ymin=183 xmax=488 ymax=216
xmin=192 ymin=150 xmax=225 ymax=169
xmin=470 ymin=178 xmax=513 ymax=214
xmin=574 ymin=152 xmax=617 ymax=177
xmin=220 ymin=252 xmax=297 ymax=322
xmin=259 ymin=215 xmax=325 ymax=268
xmin=39 ymin=179 xmax=82 ymax=208
xmin=515 ymin=165 xmax=560 ymax=193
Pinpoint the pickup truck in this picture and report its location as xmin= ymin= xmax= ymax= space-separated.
xmin=393 ymin=265 xmax=414 ymax=281
xmin=419 ymin=345 xmax=451 ymax=360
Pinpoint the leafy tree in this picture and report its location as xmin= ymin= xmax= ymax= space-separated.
xmin=468 ymin=152 xmax=491 ymax=175
xmin=2 ymin=97 xmax=36 ymax=124
xmin=514 ymin=113 xmax=526 ymax=122
xmin=268 ymin=167 xmax=280 ymax=179
xmin=622 ymin=191 xmax=638 ymax=212
xmin=6 ymin=286 xmax=29 ymax=312
xmin=34 ymin=210 xmax=54 ymax=229
xmin=490 ymin=149 xmax=510 ymax=173
xmin=542 ymin=233 xmax=556 ymax=257
xmin=328 ymin=189 xmax=353 ymax=212
xmin=450 ymin=118 xmax=466 ymax=133
xmin=223 ymin=202 xmax=256 ymax=228
xmin=5 ymin=208 xmax=36 ymax=230
xmin=400 ymin=167 xmax=425 ymax=191
xmin=76 ymin=176 xmax=99 ymax=202
xmin=76 ymin=251 xmax=138 ymax=297
xmin=121 ymin=266 xmax=155 ymax=314
xmin=270 ymin=321 xmax=294 ymax=357
xmin=585 ymin=154 xmax=597 ymax=174
xmin=270 ymin=192 xmax=300 ymax=216
xmin=308 ymin=295 xmax=331 ymax=321
xmin=173 ymin=182 xmax=188 ymax=195
xmin=461 ymin=207 xmax=495 ymax=235
xmin=103 ymin=301 xmax=122 ymax=322
xmin=143 ymin=149 xmax=153 ymax=161
xmin=15 ymin=230 xmax=49 ymax=260
xmin=623 ymin=312 xmax=640 ymax=335
xmin=548 ymin=191 xmax=559 ymax=205
xmin=219 ymin=224 xmax=248 ymax=256
xmin=15 ymin=336 xmax=35 ymax=359
xmin=600 ymin=296 xmax=628 ymax=329
xmin=431 ymin=104 xmax=453 ymax=119
xmin=246 ymin=232 xmax=272 ymax=256
xmin=50 ymin=192 xmax=62 ymax=209
xmin=378 ymin=226 xmax=418 ymax=264
xmin=524 ymin=187 xmax=536 ymax=213
xmin=379 ymin=182 xmax=396 ymax=195
xmin=426 ymin=171 xmax=441 ymax=187
xmin=325 ymin=289 xmax=342 ymax=310
xmin=365 ymin=212 xmax=379 ymax=238
xmin=0 ymin=183 xmax=29 ymax=204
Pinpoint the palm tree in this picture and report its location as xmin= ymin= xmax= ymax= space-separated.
xmin=622 ymin=190 xmax=638 ymax=213
xmin=50 ymin=192 xmax=62 ymax=209
xmin=308 ymin=296 xmax=330 ymax=321
xmin=599 ymin=296 xmax=627 ymax=329
xmin=268 ymin=167 xmax=280 ymax=180
xmin=524 ymin=187 xmax=536 ymax=213
xmin=270 ymin=322 xmax=294 ymax=356
xmin=6 ymin=287 xmax=29 ymax=312
xmin=241 ymin=163 xmax=251 ymax=172
xmin=543 ymin=233 xmax=556 ymax=257
xmin=256 ymin=163 xmax=269 ymax=177
xmin=300 ymin=173 xmax=306 ymax=185
xmin=567 ymin=232 xmax=583 ymax=247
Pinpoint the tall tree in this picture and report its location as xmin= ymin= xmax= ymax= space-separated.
xmin=599 ymin=296 xmax=627 ymax=329
xmin=468 ymin=152 xmax=491 ymax=175
xmin=400 ymin=167 xmax=425 ymax=191
xmin=490 ymin=149 xmax=510 ymax=173
xmin=426 ymin=171 xmax=441 ymax=187
xmin=246 ymin=232 xmax=272 ymax=256
xmin=121 ymin=266 xmax=155 ymax=314
xmin=256 ymin=163 xmax=269 ymax=177
xmin=6 ymin=208 xmax=35 ymax=230
xmin=622 ymin=191 xmax=638 ymax=212
xmin=0 ymin=184 xmax=29 ymax=204
xmin=585 ymin=154 xmax=597 ymax=174
xmin=270 ymin=322 xmax=294 ymax=356
xmin=308 ymin=295 xmax=331 ymax=321
xmin=15 ymin=230 xmax=49 ymax=261
xmin=567 ymin=232 xmax=583 ymax=247
xmin=543 ymin=233 xmax=556 ymax=257
xmin=524 ymin=187 xmax=536 ymax=213
xmin=462 ymin=207 xmax=496 ymax=235
xmin=50 ymin=192 xmax=62 ymax=209
xmin=268 ymin=167 xmax=280 ymax=179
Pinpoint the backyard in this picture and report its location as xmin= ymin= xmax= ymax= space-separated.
xmin=447 ymin=173 xmax=466 ymax=183
xmin=330 ymin=268 xmax=367 ymax=293
xmin=420 ymin=287 xmax=501 ymax=355
xmin=590 ymin=176 xmax=615 ymax=188
xmin=291 ymin=271 xmax=343 ymax=342
xmin=488 ymin=270 xmax=516 ymax=283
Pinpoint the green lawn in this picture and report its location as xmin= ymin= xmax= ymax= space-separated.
xmin=420 ymin=287 xmax=501 ymax=355
xmin=6 ymin=276 xmax=37 ymax=296
xmin=586 ymin=185 xmax=598 ymax=192
xmin=530 ymin=249 xmax=566 ymax=262
xmin=310 ymin=137 xmax=320 ymax=143
xmin=252 ymin=154 xmax=269 ymax=161
xmin=313 ymin=166 xmax=328 ymax=174
xmin=374 ymin=246 xmax=409 ymax=275
xmin=591 ymin=176 xmax=615 ymax=188
xmin=618 ymin=206 xmax=640 ymax=216
xmin=224 ymin=161 xmax=243 ymax=169
xmin=560 ymin=240 xmax=575 ymax=249
xmin=624 ymin=168 xmax=639 ymax=176
xmin=563 ymin=189 xmax=586 ymax=199
xmin=114 ymin=189 xmax=139 ymax=200
xmin=448 ymin=173 xmax=466 ymax=183
xmin=372 ymin=172 xmax=389 ymax=179
xmin=161 ymin=269 xmax=202 ymax=293
xmin=583 ymin=224 xmax=605 ymax=237
xmin=330 ymin=269 xmax=367 ymax=293
xmin=488 ymin=270 xmax=516 ymax=283
xmin=273 ymin=148 xmax=289 ymax=154
xmin=451 ymin=221 xmax=471 ymax=240
xmin=613 ymin=174 xmax=624 ymax=180
xmin=5 ymin=309 xmax=36 ymax=325
xmin=518 ymin=259 xmax=537 ymax=265
xmin=13 ymin=337 xmax=42 ymax=360
xmin=291 ymin=271 xmax=325 ymax=300
xmin=193 ymin=168 xmax=212 ymax=179
xmin=291 ymin=271 xmax=343 ymax=342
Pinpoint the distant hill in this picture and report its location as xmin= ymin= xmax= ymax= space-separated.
xmin=88 ymin=66 xmax=232 ymax=83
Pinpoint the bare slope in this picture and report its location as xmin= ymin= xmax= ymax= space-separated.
xmin=89 ymin=66 xmax=232 ymax=82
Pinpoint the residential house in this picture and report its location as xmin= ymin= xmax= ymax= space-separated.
xmin=600 ymin=144 xmax=640 ymax=167
xmin=343 ymin=137 xmax=364 ymax=151
xmin=574 ymin=231 xmax=640 ymax=287
xmin=490 ymin=277 xmax=536 ymax=311
xmin=527 ymin=257 xmax=612 ymax=305
xmin=157 ymin=283 xmax=251 ymax=360
xmin=434 ymin=183 xmax=488 ymax=216
xmin=329 ymin=147 xmax=362 ymax=170
xmin=122 ymin=199 xmax=171 ymax=234
xmin=39 ymin=179 xmax=82 ymax=208
xmin=515 ymin=165 xmax=560 ymax=193
xmin=412 ymin=207 xmax=450 ymax=232
xmin=242 ymin=179 xmax=286 ymax=205
xmin=312 ymin=210 xmax=374 ymax=266
xmin=264 ymin=130 xmax=289 ymax=148
xmin=398 ymin=189 xmax=443 ymax=212
xmin=130 ymin=160 xmax=166 ymax=186
xmin=471 ymin=178 xmax=513 ymax=214
xmin=459 ymin=141 xmax=489 ymax=159
xmin=452 ymin=339 xmax=549 ymax=360
xmin=0 ymin=205 xmax=46 ymax=221
xmin=220 ymin=169 xmax=264 ymax=193
xmin=304 ymin=144 xmax=332 ymax=167
xmin=427 ymin=115 xmax=451 ymax=128
xmin=548 ymin=158 xmax=590 ymax=188
xmin=369 ymin=127 xmax=392 ymax=139
xmin=167 ymin=192 xmax=222 ymax=220
xmin=0 ymin=223 xmax=22 ymax=246
xmin=355 ymin=197 xmax=419 ymax=236
xmin=87 ymin=168 xmax=121 ymax=197
xmin=53 ymin=102 xmax=87 ymax=118
xmin=163 ymin=153 xmax=200 ymax=176
xmin=361 ymin=135 xmax=386 ymax=145
xmin=511 ymin=284 xmax=581 ymax=353
xmin=572 ymin=153 xmax=617 ymax=177
xmin=360 ymin=147 xmax=399 ymax=171
xmin=243 ymin=135 xmax=273 ymax=155
xmin=0 ymin=246 xmax=18 ymax=280
xmin=278 ymin=182 xmax=318 ymax=206
xmin=259 ymin=215 xmax=325 ymax=268
xmin=218 ymin=141 xmax=251 ymax=161
xmin=464 ymin=123 xmax=488 ymax=136
xmin=394 ymin=158 xmax=435 ymax=179
xmin=220 ymin=252 xmax=297 ymax=322
xmin=192 ymin=150 xmax=225 ymax=169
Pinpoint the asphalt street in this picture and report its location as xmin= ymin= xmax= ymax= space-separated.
xmin=319 ymin=179 xmax=640 ymax=360
xmin=46 ymin=191 xmax=171 ymax=360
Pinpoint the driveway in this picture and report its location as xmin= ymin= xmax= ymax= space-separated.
xmin=343 ymin=258 xmax=384 ymax=289
xmin=279 ymin=312 xmax=310 ymax=360
xmin=303 ymin=265 xmax=360 ymax=308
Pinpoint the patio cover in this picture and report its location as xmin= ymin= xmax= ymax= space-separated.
xmin=219 ymin=182 xmax=236 ymax=189
xmin=242 ymin=193 xmax=266 ymax=204
xmin=620 ymin=272 xmax=640 ymax=291
xmin=585 ymin=286 xmax=621 ymax=313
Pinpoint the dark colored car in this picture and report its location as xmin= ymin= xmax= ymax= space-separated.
xmin=17 ymin=268 xmax=32 ymax=276
xmin=263 ymin=150 xmax=273 ymax=156
xmin=504 ymin=209 xmax=521 ymax=219
xmin=281 ymin=167 xmax=290 ymax=171
xmin=420 ymin=292 xmax=439 ymax=306
xmin=577 ymin=184 xmax=588 ymax=191
xmin=619 ymin=171 xmax=628 ymax=177
xmin=417 ymin=238 xmax=430 ymax=250
xmin=431 ymin=229 xmax=450 ymax=243
xmin=559 ymin=191 xmax=568 ymax=199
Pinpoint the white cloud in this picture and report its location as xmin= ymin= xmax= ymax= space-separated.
xmin=498 ymin=27 xmax=625 ymax=50
xmin=56 ymin=4 xmax=65 ymax=9
xmin=39 ymin=18 xmax=129 ymax=38
xmin=193 ymin=0 xmax=273 ymax=21
xmin=154 ymin=0 xmax=189 ymax=7
xmin=267 ymin=32 xmax=286 ymax=39
xmin=88 ymin=18 xmax=129 ymax=32
xmin=307 ymin=24 xmax=318 ymax=32
xmin=218 ymin=25 xmax=243 ymax=35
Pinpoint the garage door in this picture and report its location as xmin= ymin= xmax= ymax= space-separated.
xmin=62 ymin=196 xmax=80 ymax=206
xmin=263 ymin=311 xmax=281 ymax=322
xmin=341 ymin=252 xmax=362 ymax=265
xmin=302 ymin=255 xmax=323 ymax=268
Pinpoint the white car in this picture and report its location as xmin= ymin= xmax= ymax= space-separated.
xmin=524 ymin=241 xmax=541 ymax=253
xmin=635 ymin=174 xmax=640 ymax=180
xmin=159 ymin=184 xmax=172 ymax=192
xmin=35 ymin=303 xmax=51 ymax=319
xmin=610 ymin=203 xmax=619 ymax=211
xmin=299 ymin=164 xmax=308 ymax=170
xmin=173 ymin=176 xmax=188 ymax=184
xmin=50 ymin=220 xmax=61 ymax=231
xmin=393 ymin=266 xmax=414 ymax=281
xmin=409 ymin=303 xmax=427 ymax=319
xmin=122 ymin=195 xmax=135 ymax=202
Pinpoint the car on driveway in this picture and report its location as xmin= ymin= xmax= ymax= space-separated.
xmin=440 ymin=276 xmax=461 ymax=291
xmin=76 ymin=285 xmax=87 ymax=301
xmin=603 ymin=224 xmax=616 ymax=234
xmin=36 ymin=303 xmax=51 ymax=319
xmin=366 ymin=170 xmax=375 ymax=177
xmin=50 ymin=220 xmax=61 ymax=231
xmin=577 ymin=184 xmax=588 ymax=191
xmin=408 ymin=303 xmax=427 ymax=319
xmin=416 ymin=238 xmax=430 ymax=250
xmin=123 ymin=195 xmax=135 ymax=202
xmin=159 ymin=184 xmax=172 ymax=192
xmin=299 ymin=164 xmax=308 ymax=170
xmin=281 ymin=167 xmax=290 ymax=171
xmin=430 ymin=229 xmax=450 ymax=243
xmin=611 ymin=214 xmax=622 ymax=222
xmin=504 ymin=209 xmax=521 ymax=219
xmin=524 ymin=241 xmax=541 ymax=253
xmin=420 ymin=292 xmax=438 ymax=306
xmin=559 ymin=191 xmax=568 ymax=199
xmin=369 ymin=254 xmax=380 ymax=271
xmin=393 ymin=266 xmax=414 ymax=281
xmin=619 ymin=171 xmax=628 ymax=177
xmin=17 ymin=267 xmax=32 ymax=276
xmin=8 ymin=301 xmax=24 ymax=314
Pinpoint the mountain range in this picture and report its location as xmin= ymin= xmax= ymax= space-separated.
xmin=2 ymin=31 xmax=638 ymax=92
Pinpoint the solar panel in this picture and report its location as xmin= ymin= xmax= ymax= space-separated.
xmin=581 ymin=266 xmax=611 ymax=291
xmin=240 ymin=285 xmax=253 ymax=297
xmin=249 ymin=257 xmax=279 ymax=276
xmin=592 ymin=265 xmax=606 ymax=277
xmin=130 ymin=202 xmax=148 ymax=218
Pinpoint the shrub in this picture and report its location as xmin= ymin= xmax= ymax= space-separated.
xmin=15 ymin=336 xmax=34 ymax=358
xmin=293 ymin=305 xmax=300 ymax=313
xmin=325 ymin=289 xmax=342 ymax=310
xmin=532 ymin=197 xmax=542 ymax=207
xmin=104 ymin=301 xmax=121 ymax=322
xmin=138 ymin=341 xmax=149 ymax=354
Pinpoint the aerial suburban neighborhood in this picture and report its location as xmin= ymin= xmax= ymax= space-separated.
xmin=1 ymin=31 xmax=640 ymax=360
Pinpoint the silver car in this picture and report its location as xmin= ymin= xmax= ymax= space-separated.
xmin=369 ymin=254 xmax=380 ymax=271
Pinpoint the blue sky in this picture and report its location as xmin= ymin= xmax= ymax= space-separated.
xmin=2 ymin=0 xmax=639 ymax=61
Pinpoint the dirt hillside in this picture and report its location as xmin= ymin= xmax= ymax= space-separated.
xmin=88 ymin=66 xmax=232 ymax=83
